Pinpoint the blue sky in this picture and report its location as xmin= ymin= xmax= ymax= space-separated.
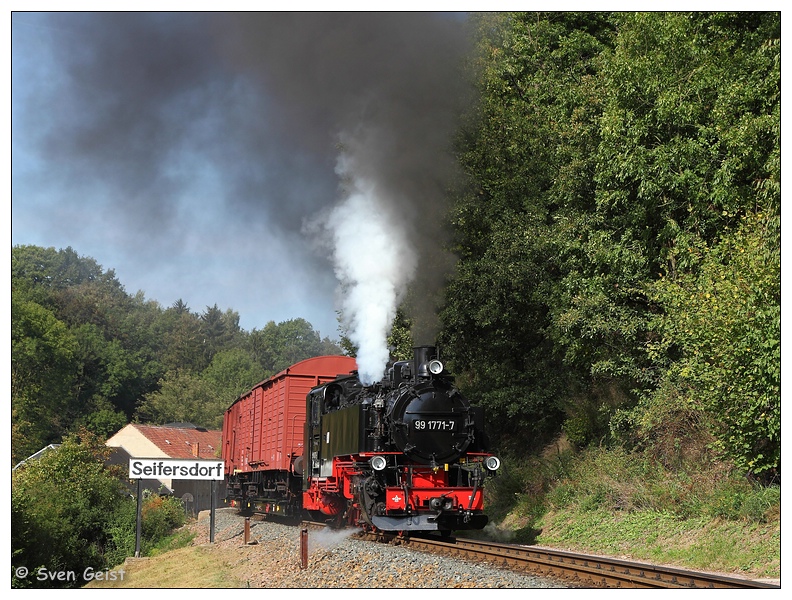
xmin=11 ymin=12 xmax=347 ymax=337
xmin=9 ymin=12 xmax=479 ymax=345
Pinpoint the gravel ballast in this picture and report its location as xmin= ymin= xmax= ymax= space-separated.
xmin=185 ymin=508 xmax=570 ymax=588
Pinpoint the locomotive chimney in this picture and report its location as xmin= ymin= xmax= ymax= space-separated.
xmin=413 ymin=346 xmax=437 ymax=378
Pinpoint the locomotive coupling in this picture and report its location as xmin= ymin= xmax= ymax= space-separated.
xmin=429 ymin=496 xmax=454 ymax=511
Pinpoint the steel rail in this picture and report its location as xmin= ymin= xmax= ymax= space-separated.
xmin=406 ymin=535 xmax=780 ymax=589
xmin=300 ymin=521 xmax=779 ymax=589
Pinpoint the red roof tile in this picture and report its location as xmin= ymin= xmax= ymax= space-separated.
xmin=131 ymin=425 xmax=221 ymax=460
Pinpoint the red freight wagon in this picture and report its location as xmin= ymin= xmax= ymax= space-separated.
xmin=222 ymin=355 xmax=357 ymax=514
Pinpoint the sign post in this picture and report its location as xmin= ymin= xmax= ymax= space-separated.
xmin=210 ymin=479 xmax=216 ymax=543
xmin=128 ymin=458 xmax=225 ymax=550
xmin=135 ymin=479 xmax=142 ymax=557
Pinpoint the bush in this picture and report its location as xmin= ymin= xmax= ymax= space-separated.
xmin=11 ymin=431 xmax=132 ymax=588
xmin=535 ymin=444 xmax=780 ymax=526
xmin=142 ymin=494 xmax=187 ymax=541
xmin=705 ymin=481 xmax=780 ymax=523
xmin=11 ymin=430 xmax=191 ymax=588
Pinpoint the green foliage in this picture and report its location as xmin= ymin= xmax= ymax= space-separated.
xmin=336 ymin=305 xmax=414 ymax=384
xmin=11 ymin=244 xmax=347 ymax=462
xmin=647 ymin=212 xmax=780 ymax=475
xmin=443 ymin=12 xmax=624 ymax=447
xmin=11 ymin=292 xmax=78 ymax=463
xmin=81 ymin=404 xmax=129 ymax=440
xmin=140 ymin=494 xmax=187 ymax=541
xmin=100 ymin=493 xmax=191 ymax=567
xmin=444 ymin=11 xmax=780 ymax=477
xmin=11 ymin=431 xmax=131 ymax=588
xmin=386 ymin=306 xmax=414 ymax=361
xmin=136 ymin=369 xmax=226 ymax=429
xmin=484 ymin=444 xmax=576 ymax=526
xmin=12 ymin=431 xmax=195 ymax=588
xmin=156 ymin=302 xmax=206 ymax=372
xmin=541 ymin=446 xmax=779 ymax=524
xmin=199 ymin=304 xmax=245 ymax=365
xmin=593 ymin=12 xmax=780 ymax=475
xmin=249 ymin=318 xmax=343 ymax=376
xmin=136 ymin=347 xmax=265 ymax=428
xmin=145 ymin=527 xmax=196 ymax=557
xmin=201 ymin=347 xmax=262 ymax=396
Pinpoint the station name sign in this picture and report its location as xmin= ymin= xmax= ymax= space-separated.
xmin=129 ymin=459 xmax=224 ymax=481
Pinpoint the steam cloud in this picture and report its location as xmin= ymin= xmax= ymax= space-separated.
xmin=318 ymin=150 xmax=419 ymax=384
xmin=13 ymin=13 xmax=475 ymax=381
xmin=310 ymin=525 xmax=358 ymax=551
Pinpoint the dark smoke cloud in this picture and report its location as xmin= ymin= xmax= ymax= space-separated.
xmin=216 ymin=12 xmax=475 ymax=350
xmin=12 ymin=12 xmax=475 ymax=351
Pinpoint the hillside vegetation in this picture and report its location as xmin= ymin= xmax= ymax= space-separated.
xmin=441 ymin=11 xmax=779 ymax=481
xmin=11 ymin=11 xmax=780 ymax=588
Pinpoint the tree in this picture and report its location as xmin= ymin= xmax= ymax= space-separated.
xmin=156 ymin=304 xmax=206 ymax=373
xmin=71 ymin=323 xmax=150 ymax=422
xmin=199 ymin=304 xmax=244 ymax=365
xmin=249 ymin=318 xmax=343 ymax=376
xmin=644 ymin=213 xmax=780 ymax=477
xmin=442 ymin=11 xmax=780 ymax=464
xmin=442 ymin=12 xmax=617 ymax=448
xmin=11 ymin=292 xmax=78 ymax=464
xmin=598 ymin=12 xmax=781 ymax=476
xmin=12 ymin=430 xmax=188 ymax=588
xmin=201 ymin=347 xmax=265 ymax=408
xmin=135 ymin=369 xmax=224 ymax=429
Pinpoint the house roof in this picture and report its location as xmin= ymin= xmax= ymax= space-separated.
xmin=108 ymin=424 xmax=221 ymax=460
xmin=12 ymin=444 xmax=61 ymax=471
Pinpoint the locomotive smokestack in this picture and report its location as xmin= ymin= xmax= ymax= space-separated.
xmin=413 ymin=345 xmax=437 ymax=378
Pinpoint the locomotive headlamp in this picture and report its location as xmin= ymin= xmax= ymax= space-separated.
xmin=484 ymin=456 xmax=501 ymax=471
xmin=370 ymin=455 xmax=388 ymax=471
xmin=428 ymin=359 xmax=444 ymax=375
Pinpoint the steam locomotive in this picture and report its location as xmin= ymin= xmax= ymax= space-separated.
xmin=222 ymin=346 xmax=500 ymax=534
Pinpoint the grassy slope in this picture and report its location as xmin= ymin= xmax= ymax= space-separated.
xmin=84 ymin=546 xmax=246 ymax=588
xmin=533 ymin=509 xmax=780 ymax=580
xmin=484 ymin=441 xmax=781 ymax=581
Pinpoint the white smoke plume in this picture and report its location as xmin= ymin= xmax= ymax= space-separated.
xmin=318 ymin=149 xmax=418 ymax=384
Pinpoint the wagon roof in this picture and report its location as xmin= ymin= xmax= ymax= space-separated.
xmin=226 ymin=354 xmax=358 ymax=410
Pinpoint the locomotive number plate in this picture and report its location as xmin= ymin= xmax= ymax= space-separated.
xmin=413 ymin=419 xmax=456 ymax=430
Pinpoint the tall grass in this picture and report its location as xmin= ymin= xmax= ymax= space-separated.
xmin=483 ymin=437 xmax=780 ymax=553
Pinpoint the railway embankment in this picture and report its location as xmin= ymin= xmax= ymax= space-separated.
xmin=86 ymin=507 xmax=780 ymax=589
xmin=85 ymin=508 xmax=570 ymax=589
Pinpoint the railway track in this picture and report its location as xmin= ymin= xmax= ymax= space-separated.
xmin=300 ymin=522 xmax=779 ymax=589
xmin=402 ymin=535 xmax=780 ymax=589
